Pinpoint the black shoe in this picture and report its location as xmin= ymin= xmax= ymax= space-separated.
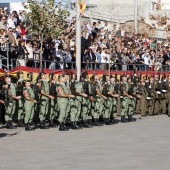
xmin=168 ymin=115 xmax=170 ymax=117
xmin=128 ymin=115 xmax=136 ymax=122
xmin=121 ymin=116 xmax=128 ymax=123
xmin=105 ymin=118 xmax=112 ymax=125
xmin=40 ymin=121 xmax=48 ymax=129
xmin=6 ymin=121 xmax=12 ymax=129
xmin=25 ymin=123 xmax=33 ymax=131
xmin=83 ymin=120 xmax=93 ymax=128
xmin=71 ymin=122 xmax=80 ymax=130
xmin=59 ymin=123 xmax=69 ymax=131
xmin=49 ymin=120 xmax=56 ymax=128
xmin=18 ymin=119 xmax=25 ymax=127
xmin=30 ymin=121 xmax=35 ymax=126
xmin=94 ymin=119 xmax=103 ymax=126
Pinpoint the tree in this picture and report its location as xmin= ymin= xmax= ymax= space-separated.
xmin=139 ymin=0 xmax=170 ymax=37
xmin=22 ymin=0 xmax=70 ymax=71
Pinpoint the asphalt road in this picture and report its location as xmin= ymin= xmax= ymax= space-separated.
xmin=0 ymin=115 xmax=170 ymax=170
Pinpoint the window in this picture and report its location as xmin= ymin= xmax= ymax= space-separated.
xmin=151 ymin=2 xmax=157 ymax=11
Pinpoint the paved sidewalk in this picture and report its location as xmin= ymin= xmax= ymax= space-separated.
xmin=0 ymin=115 xmax=170 ymax=170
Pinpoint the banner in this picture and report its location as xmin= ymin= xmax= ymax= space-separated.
xmin=0 ymin=66 xmax=169 ymax=81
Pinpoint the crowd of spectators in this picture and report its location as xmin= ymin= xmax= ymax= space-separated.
xmin=0 ymin=6 xmax=170 ymax=71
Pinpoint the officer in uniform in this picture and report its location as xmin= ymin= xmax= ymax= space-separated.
xmin=161 ymin=74 xmax=168 ymax=114
xmin=153 ymin=74 xmax=162 ymax=115
xmin=146 ymin=75 xmax=156 ymax=116
xmin=136 ymin=80 xmax=147 ymax=117
xmin=16 ymin=71 xmax=25 ymax=127
xmin=166 ymin=75 xmax=170 ymax=116
xmin=56 ymin=75 xmax=75 ymax=131
xmin=4 ymin=76 xmax=21 ymax=129
xmin=23 ymin=80 xmax=37 ymax=131
xmin=39 ymin=72 xmax=54 ymax=129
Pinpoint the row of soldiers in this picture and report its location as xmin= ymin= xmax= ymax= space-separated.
xmin=0 ymin=71 xmax=170 ymax=131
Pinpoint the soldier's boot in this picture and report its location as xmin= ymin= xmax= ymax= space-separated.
xmin=71 ymin=122 xmax=80 ymax=130
xmin=83 ymin=120 xmax=93 ymax=128
xmin=128 ymin=115 xmax=136 ymax=122
xmin=105 ymin=118 xmax=112 ymax=125
xmin=40 ymin=121 xmax=47 ymax=129
xmin=25 ymin=123 xmax=33 ymax=131
xmin=9 ymin=120 xmax=17 ymax=129
xmin=59 ymin=123 xmax=68 ymax=131
xmin=121 ymin=116 xmax=128 ymax=123
xmin=49 ymin=120 xmax=56 ymax=128
xmin=94 ymin=118 xmax=103 ymax=126
xmin=18 ymin=119 xmax=25 ymax=127
xmin=6 ymin=121 xmax=12 ymax=129
xmin=110 ymin=117 xmax=119 ymax=124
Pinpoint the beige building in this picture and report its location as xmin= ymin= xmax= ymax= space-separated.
xmin=87 ymin=0 xmax=170 ymax=38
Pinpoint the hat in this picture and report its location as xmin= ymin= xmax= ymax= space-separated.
xmin=4 ymin=7 xmax=8 ymax=11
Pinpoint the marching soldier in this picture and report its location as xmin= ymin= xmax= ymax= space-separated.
xmin=161 ymin=74 xmax=168 ymax=115
xmin=138 ymin=80 xmax=147 ymax=116
xmin=39 ymin=72 xmax=54 ymax=129
xmin=90 ymin=74 xmax=107 ymax=126
xmin=4 ymin=76 xmax=21 ymax=129
xmin=146 ymin=76 xmax=156 ymax=116
xmin=16 ymin=71 xmax=25 ymax=127
xmin=166 ymin=75 xmax=170 ymax=116
xmin=69 ymin=72 xmax=88 ymax=129
xmin=153 ymin=73 xmax=162 ymax=115
xmin=48 ymin=73 xmax=58 ymax=127
xmin=81 ymin=72 xmax=93 ymax=128
xmin=56 ymin=75 xmax=75 ymax=131
xmin=120 ymin=75 xmax=133 ymax=122
xmin=23 ymin=80 xmax=37 ymax=131
xmin=109 ymin=75 xmax=119 ymax=123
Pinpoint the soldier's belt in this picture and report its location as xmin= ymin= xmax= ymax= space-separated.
xmin=162 ymin=90 xmax=167 ymax=93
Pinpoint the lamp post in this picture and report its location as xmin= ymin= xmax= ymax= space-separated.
xmin=76 ymin=0 xmax=81 ymax=81
xmin=76 ymin=2 xmax=97 ymax=80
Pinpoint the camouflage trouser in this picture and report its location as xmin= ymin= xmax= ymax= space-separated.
xmin=18 ymin=98 xmax=24 ymax=120
xmin=57 ymin=100 xmax=69 ymax=123
xmin=91 ymin=96 xmax=101 ymax=119
xmin=49 ymin=99 xmax=58 ymax=121
xmin=70 ymin=98 xmax=81 ymax=122
xmin=103 ymin=98 xmax=112 ymax=119
xmin=39 ymin=99 xmax=49 ymax=122
xmin=121 ymin=97 xmax=129 ymax=116
xmin=81 ymin=97 xmax=90 ymax=121
xmin=5 ymin=101 xmax=16 ymax=121
xmin=128 ymin=98 xmax=136 ymax=116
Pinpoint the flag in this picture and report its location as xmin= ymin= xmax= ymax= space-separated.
xmin=78 ymin=0 xmax=86 ymax=15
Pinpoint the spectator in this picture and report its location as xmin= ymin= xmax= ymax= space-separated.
xmin=0 ymin=15 xmax=7 ymax=29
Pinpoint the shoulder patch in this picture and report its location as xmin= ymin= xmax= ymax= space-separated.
xmin=58 ymin=88 xmax=62 ymax=93
xmin=23 ymin=91 xmax=28 ymax=96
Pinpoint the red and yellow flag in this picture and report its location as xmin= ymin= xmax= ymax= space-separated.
xmin=78 ymin=0 xmax=86 ymax=15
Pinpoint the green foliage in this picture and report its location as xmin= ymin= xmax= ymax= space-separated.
xmin=22 ymin=0 xmax=70 ymax=39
